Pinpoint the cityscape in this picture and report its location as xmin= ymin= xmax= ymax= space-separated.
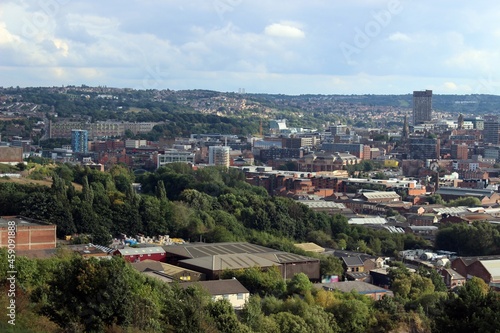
xmin=2 ymin=1 xmax=500 ymax=332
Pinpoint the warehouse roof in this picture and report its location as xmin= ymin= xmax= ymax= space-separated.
xmin=116 ymin=246 xmax=165 ymax=256
xmin=179 ymin=279 xmax=249 ymax=296
xmin=142 ymin=259 xmax=203 ymax=277
xmin=361 ymin=191 xmax=400 ymax=200
xmin=179 ymin=253 xmax=279 ymax=271
xmin=318 ymin=281 xmax=393 ymax=295
xmin=164 ymin=242 xmax=279 ymax=259
xmin=480 ymin=260 xmax=500 ymax=281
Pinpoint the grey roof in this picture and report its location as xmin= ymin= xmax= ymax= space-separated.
xmin=454 ymin=255 xmax=500 ymax=267
xmin=179 ymin=253 xmax=280 ymax=271
xmin=131 ymin=261 xmax=164 ymax=273
xmin=317 ymin=281 xmax=393 ymax=295
xmin=346 ymin=272 xmax=370 ymax=279
xmin=348 ymin=217 xmax=387 ymax=225
xmin=116 ymin=246 xmax=165 ymax=256
xmin=433 ymin=206 xmax=469 ymax=215
xmin=436 ymin=187 xmax=496 ymax=198
xmin=143 ymin=271 xmax=174 ymax=283
xmin=179 ymin=279 xmax=249 ymax=295
xmin=164 ymin=242 xmax=278 ymax=259
xmin=443 ymin=268 xmax=465 ymax=280
xmin=298 ymin=201 xmax=347 ymax=209
xmin=142 ymin=259 xmax=202 ymax=277
xmin=342 ymin=256 xmax=364 ymax=267
xmin=255 ymin=251 xmax=320 ymax=264
xmin=361 ymin=191 xmax=400 ymax=200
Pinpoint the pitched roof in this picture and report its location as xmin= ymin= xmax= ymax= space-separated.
xmin=178 ymin=279 xmax=249 ymax=295
xmin=318 ymin=281 xmax=393 ymax=295
xmin=342 ymin=256 xmax=364 ymax=267
xmin=480 ymin=260 xmax=500 ymax=281
xmin=131 ymin=261 xmax=164 ymax=273
xmin=179 ymin=253 xmax=279 ymax=271
xmin=294 ymin=242 xmax=325 ymax=253
xmin=116 ymin=246 xmax=165 ymax=256
xmin=361 ymin=191 xmax=400 ymax=200
xmin=164 ymin=242 xmax=278 ymax=259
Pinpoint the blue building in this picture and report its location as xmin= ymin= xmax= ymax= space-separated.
xmin=71 ymin=129 xmax=88 ymax=153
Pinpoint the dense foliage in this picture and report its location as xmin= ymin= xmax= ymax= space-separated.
xmin=1 ymin=162 xmax=500 ymax=332
xmin=2 ymin=249 xmax=500 ymax=333
xmin=0 ymin=163 xmax=429 ymax=257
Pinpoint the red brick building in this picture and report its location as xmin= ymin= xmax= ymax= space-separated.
xmin=114 ymin=246 xmax=166 ymax=262
xmin=0 ymin=216 xmax=56 ymax=250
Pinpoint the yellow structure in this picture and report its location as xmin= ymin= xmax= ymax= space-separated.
xmin=384 ymin=159 xmax=399 ymax=168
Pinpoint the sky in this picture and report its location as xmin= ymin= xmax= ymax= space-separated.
xmin=1 ymin=0 xmax=500 ymax=95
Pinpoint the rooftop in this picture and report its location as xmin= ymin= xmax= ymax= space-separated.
xmin=0 ymin=216 xmax=52 ymax=227
xmin=163 ymin=242 xmax=279 ymax=259
xmin=178 ymin=279 xmax=249 ymax=296
xmin=317 ymin=281 xmax=393 ymax=295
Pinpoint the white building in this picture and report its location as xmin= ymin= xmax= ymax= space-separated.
xmin=208 ymin=146 xmax=230 ymax=167
xmin=157 ymin=149 xmax=196 ymax=168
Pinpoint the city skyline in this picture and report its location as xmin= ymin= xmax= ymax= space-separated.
xmin=1 ymin=1 xmax=500 ymax=95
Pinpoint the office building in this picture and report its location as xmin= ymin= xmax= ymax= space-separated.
xmin=484 ymin=116 xmax=500 ymax=144
xmin=71 ymin=129 xmax=89 ymax=153
xmin=408 ymin=137 xmax=439 ymax=160
xmin=208 ymin=146 xmax=230 ymax=167
xmin=413 ymin=90 xmax=432 ymax=125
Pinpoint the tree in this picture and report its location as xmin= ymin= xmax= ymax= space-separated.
xmin=38 ymin=257 xmax=138 ymax=332
xmin=287 ymin=273 xmax=313 ymax=295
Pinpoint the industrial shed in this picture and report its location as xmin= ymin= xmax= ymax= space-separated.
xmin=114 ymin=246 xmax=166 ymax=262
xmin=166 ymin=242 xmax=320 ymax=281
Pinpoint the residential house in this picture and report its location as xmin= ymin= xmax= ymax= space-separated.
xmin=179 ymin=279 xmax=250 ymax=309
xmin=440 ymin=268 xmax=466 ymax=289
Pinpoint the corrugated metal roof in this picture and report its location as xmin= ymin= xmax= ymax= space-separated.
xmin=433 ymin=206 xmax=468 ymax=215
xmin=179 ymin=279 xmax=249 ymax=295
xmin=480 ymin=260 xmax=500 ymax=281
xmin=117 ymin=246 xmax=165 ymax=255
xmin=298 ymin=201 xmax=347 ymax=209
xmin=179 ymin=253 xmax=279 ymax=271
xmin=348 ymin=217 xmax=387 ymax=225
xmin=164 ymin=242 xmax=278 ymax=259
xmin=362 ymin=191 xmax=399 ymax=199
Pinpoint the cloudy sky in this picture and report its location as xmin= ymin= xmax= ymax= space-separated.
xmin=1 ymin=0 xmax=499 ymax=95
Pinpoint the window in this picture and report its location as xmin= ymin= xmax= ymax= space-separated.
xmin=223 ymin=294 xmax=229 ymax=300
xmin=237 ymin=293 xmax=244 ymax=300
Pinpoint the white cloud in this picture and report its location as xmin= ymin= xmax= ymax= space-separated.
xmin=264 ymin=23 xmax=305 ymax=39
xmin=388 ymin=32 xmax=410 ymax=42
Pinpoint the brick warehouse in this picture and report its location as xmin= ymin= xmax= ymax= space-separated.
xmin=0 ymin=216 xmax=57 ymax=250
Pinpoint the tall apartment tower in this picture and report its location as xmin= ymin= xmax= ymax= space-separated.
xmin=483 ymin=115 xmax=500 ymax=144
xmin=208 ymin=146 xmax=230 ymax=167
xmin=413 ymin=90 xmax=432 ymax=125
xmin=71 ymin=129 xmax=89 ymax=153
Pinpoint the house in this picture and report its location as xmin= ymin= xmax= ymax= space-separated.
xmin=178 ymin=279 xmax=250 ymax=309
xmin=131 ymin=260 xmax=165 ymax=273
xmin=317 ymin=281 xmax=393 ymax=300
xmin=440 ymin=268 xmax=465 ymax=289
xmin=342 ymin=256 xmax=365 ymax=273
xmin=114 ymin=246 xmax=166 ymax=262
xmin=364 ymin=257 xmax=385 ymax=272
